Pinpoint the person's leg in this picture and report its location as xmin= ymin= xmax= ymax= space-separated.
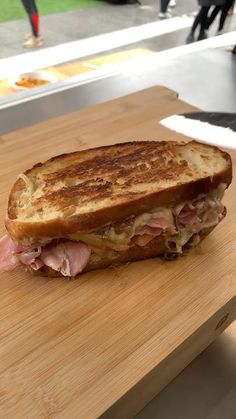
xmin=206 ymin=6 xmax=221 ymax=30
xmin=21 ymin=0 xmax=39 ymax=37
xmin=186 ymin=7 xmax=203 ymax=43
xmin=198 ymin=6 xmax=210 ymax=39
xmin=30 ymin=0 xmax=40 ymax=38
xmin=21 ymin=0 xmax=42 ymax=47
xmin=160 ymin=0 xmax=171 ymax=13
xmin=218 ymin=0 xmax=234 ymax=31
xmin=189 ymin=6 xmax=209 ymax=35
xmin=190 ymin=8 xmax=202 ymax=34
xmin=228 ymin=0 xmax=235 ymax=14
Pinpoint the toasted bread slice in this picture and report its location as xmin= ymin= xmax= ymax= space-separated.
xmin=6 ymin=141 xmax=232 ymax=245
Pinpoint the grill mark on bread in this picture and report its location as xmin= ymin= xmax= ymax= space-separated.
xmin=41 ymin=147 xmax=190 ymax=190
xmin=37 ymin=181 xmax=113 ymax=206
xmin=39 ymin=156 xmax=189 ymax=208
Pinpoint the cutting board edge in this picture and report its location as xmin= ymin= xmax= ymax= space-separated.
xmin=99 ymin=296 xmax=236 ymax=419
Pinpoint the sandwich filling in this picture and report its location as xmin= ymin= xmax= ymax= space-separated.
xmin=0 ymin=184 xmax=226 ymax=277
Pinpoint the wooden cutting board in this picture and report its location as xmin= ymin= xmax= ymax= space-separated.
xmin=0 ymin=86 xmax=235 ymax=419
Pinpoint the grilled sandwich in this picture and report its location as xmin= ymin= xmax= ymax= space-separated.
xmin=0 ymin=140 xmax=232 ymax=277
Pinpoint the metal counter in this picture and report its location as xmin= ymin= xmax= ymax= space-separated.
xmin=0 ymin=47 xmax=236 ymax=135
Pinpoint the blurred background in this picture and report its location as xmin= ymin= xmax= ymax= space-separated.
xmin=0 ymin=0 xmax=235 ymax=98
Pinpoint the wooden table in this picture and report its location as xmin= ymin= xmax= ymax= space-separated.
xmin=0 ymin=86 xmax=235 ymax=419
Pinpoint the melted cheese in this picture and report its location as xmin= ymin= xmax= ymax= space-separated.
xmin=166 ymin=230 xmax=193 ymax=253
xmin=69 ymin=232 xmax=129 ymax=252
xmin=69 ymin=206 xmax=174 ymax=252
xmin=133 ymin=207 xmax=173 ymax=231
xmin=209 ymin=183 xmax=227 ymax=199
xmin=68 ymin=185 xmax=225 ymax=254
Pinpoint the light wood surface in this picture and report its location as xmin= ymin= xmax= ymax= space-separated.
xmin=0 ymin=86 xmax=235 ymax=419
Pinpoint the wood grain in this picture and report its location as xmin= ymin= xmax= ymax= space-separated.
xmin=0 ymin=86 xmax=235 ymax=419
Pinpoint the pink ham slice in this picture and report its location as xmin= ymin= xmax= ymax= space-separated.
xmin=195 ymin=197 xmax=225 ymax=222
xmin=177 ymin=196 xmax=225 ymax=233
xmin=0 ymin=235 xmax=43 ymax=271
xmin=134 ymin=225 xmax=163 ymax=236
xmin=0 ymin=235 xmax=91 ymax=277
xmin=130 ymin=234 xmax=157 ymax=247
xmin=177 ymin=205 xmax=202 ymax=233
xmin=30 ymin=258 xmax=44 ymax=271
xmin=130 ymin=217 xmax=175 ymax=247
xmin=0 ymin=235 xmax=22 ymax=271
xmin=39 ymin=240 xmax=91 ymax=277
xmin=18 ymin=247 xmax=41 ymax=265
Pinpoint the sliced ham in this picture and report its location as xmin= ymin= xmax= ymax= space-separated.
xmin=134 ymin=225 xmax=163 ymax=237
xmin=200 ymin=198 xmax=225 ymax=228
xmin=176 ymin=196 xmax=225 ymax=233
xmin=130 ymin=234 xmax=156 ymax=247
xmin=0 ymin=235 xmax=42 ymax=271
xmin=40 ymin=240 xmax=91 ymax=277
xmin=177 ymin=205 xmax=202 ymax=233
xmin=18 ymin=247 xmax=41 ymax=265
xmin=130 ymin=216 xmax=175 ymax=247
xmin=135 ymin=217 xmax=175 ymax=236
xmin=30 ymin=258 xmax=44 ymax=271
xmin=144 ymin=218 xmax=175 ymax=230
xmin=0 ymin=235 xmax=91 ymax=277
xmin=0 ymin=235 xmax=22 ymax=271
xmin=196 ymin=197 xmax=224 ymax=217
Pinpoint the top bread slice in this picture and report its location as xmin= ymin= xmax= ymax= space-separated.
xmin=6 ymin=140 xmax=232 ymax=245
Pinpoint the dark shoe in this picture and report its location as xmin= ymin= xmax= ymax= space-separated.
xmin=198 ymin=31 xmax=208 ymax=41
xmin=186 ymin=33 xmax=195 ymax=44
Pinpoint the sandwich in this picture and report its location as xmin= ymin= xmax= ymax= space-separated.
xmin=0 ymin=140 xmax=232 ymax=278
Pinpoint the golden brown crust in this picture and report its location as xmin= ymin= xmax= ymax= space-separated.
xmin=6 ymin=140 xmax=232 ymax=244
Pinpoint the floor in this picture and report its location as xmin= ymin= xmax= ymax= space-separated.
xmin=1 ymin=0 xmax=235 ymax=59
